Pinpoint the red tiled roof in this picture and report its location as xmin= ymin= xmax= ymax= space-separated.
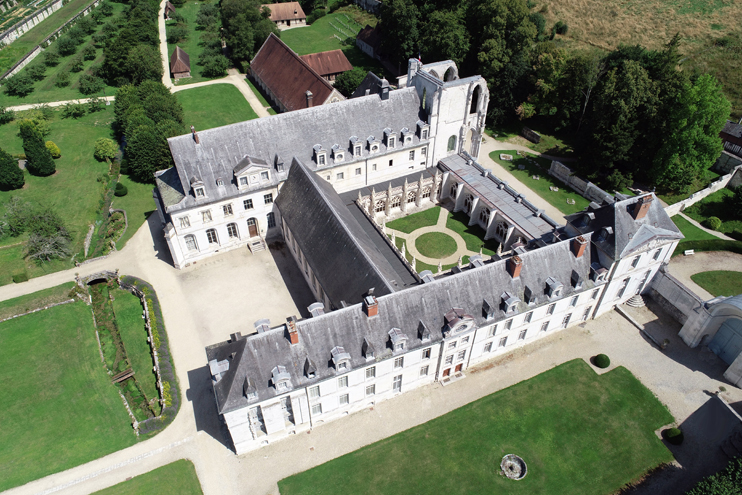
xmin=356 ymin=25 xmax=381 ymax=50
xmin=250 ymin=33 xmax=334 ymax=111
xmin=170 ymin=46 xmax=190 ymax=74
xmin=261 ymin=2 xmax=305 ymax=21
xmin=300 ymin=50 xmax=353 ymax=77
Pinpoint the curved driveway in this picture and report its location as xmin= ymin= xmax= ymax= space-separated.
xmin=668 ymin=251 xmax=742 ymax=301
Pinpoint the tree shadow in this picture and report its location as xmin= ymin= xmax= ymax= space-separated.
xmin=186 ymin=366 xmax=234 ymax=451
xmin=268 ymin=240 xmax=316 ymax=319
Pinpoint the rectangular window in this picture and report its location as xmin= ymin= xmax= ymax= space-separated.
xmin=394 ymin=342 xmax=404 ymax=351
xmin=179 ymin=216 xmax=190 ymax=228
xmin=547 ymin=303 xmax=556 ymax=315
xmin=583 ymin=306 xmax=592 ymax=321
xmin=260 ymin=171 xmax=269 ymax=180
xmin=392 ymin=374 xmax=402 ymax=393
xmin=570 ymin=295 xmax=578 ymax=307
xmin=202 ymin=210 xmax=212 ymax=223
xmin=243 ymin=199 xmax=253 ymax=210
xmin=394 ymin=357 xmax=404 ymax=369
xmin=498 ymin=336 xmax=507 ymax=348
xmin=365 ymin=384 xmax=375 ymax=396
xmin=448 ymin=341 xmax=457 ymax=349
xmin=457 ymin=350 xmax=466 ymax=361
xmin=617 ymin=278 xmax=631 ymax=299
xmin=422 ymin=348 xmax=431 ymax=359
xmin=445 ymin=355 xmax=453 ymax=365
xmin=420 ymin=365 xmax=429 ymax=376
xmin=484 ymin=342 xmax=493 ymax=353
xmin=311 ymin=403 xmax=322 ymax=415
xmin=318 ymin=155 xmax=325 ymax=165
xmin=409 ymin=150 xmax=415 ymax=160
xmin=372 ymin=164 xmax=377 ymax=171
xmin=185 ymin=235 xmax=197 ymax=251
xmin=355 ymin=145 xmax=361 ymax=156
xmin=388 ymin=137 xmax=395 ymax=148
xmin=541 ymin=321 xmax=549 ymax=332
xmin=355 ymin=167 xmax=362 ymax=175
xmin=206 ymin=229 xmax=218 ymax=244
xmin=264 ymin=193 xmax=273 ymax=205
xmin=336 ymin=172 xmax=344 ymax=180
xmin=338 ymin=376 xmax=348 ymax=388
xmin=591 ymin=288 xmax=599 ymax=300
xmin=631 ymin=256 xmax=640 ymax=268
xmin=461 ymin=336 xmax=470 ymax=344
xmin=518 ymin=329 xmax=527 ymax=340
xmin=505 ymin=319 xmax=513 ymax=330
xmin=195 ymin=188 xmax=205 ymax=197
xmin=309 ymin=386 xmax=320 ymax=398
xmin=562 ymin=313 xmax=572 ymax=328
xmin=389 ymin=159 xmax=393 ymax=167
xmin=422 ymin=129 xmax=428 ymax=140
xmin=524 ymin=311 xmax=533 ymax=324
xmin=366 ymin=366 xmax=375 ymax=379
xmin=223 ymin=204 xmax=233 ymax=216
xmin=267 ymin=212 xmax=276 ymax=228
xmin=339 ymin=393 xmax=349 ymax=405
xmin=227 ymin=223 xmax=239 ymax=238
xmin=488 ymin=325 xmax=497 ymax=337
xmin=239 ymin=177 xmax=248 ymax=186
xmin=421 ymin=146 xmax=427 ymax=156
xmin=653 ymin=249 xmax=662 ymax=261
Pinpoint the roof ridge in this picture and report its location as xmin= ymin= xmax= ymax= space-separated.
xmin=264 ymin=33 xmax=334 ymax=93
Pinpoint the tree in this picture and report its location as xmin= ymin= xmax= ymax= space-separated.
xmin=57 ymin=36 xmax=78 ymax=56
xmin=45 ymin=141 xmax=61 ymax=158
xmin=126 ymin=45 xmax=164 ymax=84
xmin=221 ymin=0 xmax=278 ymax=64
xmin=25 ymin=208 xmax=72 ymax=262
xmin=334 ymin=67 xmax=366 ymax=97
xmin=79 ymin=74 xmax=105 ymax=95
xmin=196 ymin=3 xmax=219 ymax=29
xmin=55 ymin=72 xmax=70 ymax=87
xmin=70 ymin=55 xmax=85 ymax=72
xmin=202 ymin=54 xmax=230 ymax=77
xmin=126 ymin=125 xmax=162 ymax=182
xmin=4 ymin=73 xmax=34 ymax=97
xmin=420 ymin=10 xmax=470 ymax=67
xmin=0 ymin=106 xmax=14 ymax=125
xmin=379 ymin=0 xmax=420 ymax=68
xmin=27 ymin=65 xmax=47 ymax=81
xmin=94 ymin=138 xmax=118 ymax=161
xmin=43 ymin=50 xmax=59 ymax=67
xmin=19 ymin=120 xmax=56 ymax=177
xmin=167 ymin=25 xmax=189 ymax=44
xmin=83 ymin=45 xmax=97 ymax=61
xmin=0 ymin=147 xmax=24 ymax=191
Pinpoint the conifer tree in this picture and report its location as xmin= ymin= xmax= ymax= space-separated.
xmin=19 ymin=120 xmax=56 ymax=177
xmin=0 ymin=147 xmax=24 ymax=190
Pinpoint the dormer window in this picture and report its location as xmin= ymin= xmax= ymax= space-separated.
xmin=388 ymin=328 xmax=408 ymax=351
xmin=313 ymin=144 xmax=327 ymax=166
xmin=271 ymin=365 xmax=292 ymax=392
xmin=362 ymin=337 xmax=375 ymax=360
xmin=422 ymin=129 xmax=428 ymax=140
xmin=319 ymin=154 xmax=326 ymax=165
xmin=418 ymin=321 xmax=431 ymax=342
xmin=195 ymin=187 xmax=205 ymax=198
xmin=571 ymin=270 xmax=583 ymax=289
xmin=591 ymin=262 xmax=608 ymax=283
xmin=482 ymin=299 xmax=495 ymax=320
xmin=332 ymin=144 xmax=344 ymax=162
xmin=243 ymin=377 xmax=257 ymax=401
xmin=388 ymin=136 xmax=395 ymax=148
xmin=331 ymin=346 xmax=351 ymax=371
xmin=545 ymin=277 xmax=564 ymax=298
xmin=501 ymin=291 xmax=521 ymax=313
xmin=524 ymin=286 xmax=536 ymax=305
xmin=239 ymin=176 xmax=248 ymax=187
xmin=355 ymin=145 xmax=361 ymax=156
xmin=304 ymin=357 xmax=317 ymax=378
xmin=260 ymin=171 xmax=269 ymax=181
xmin=401 ymin=127 xmax=412 ymax=145
xmin=371 ymin=144 xmax=378 ymax=152
xmin=598 ymin=226 xmax=613 ymax=241
xmin=216 ymin=178 xmax=224 ymax=186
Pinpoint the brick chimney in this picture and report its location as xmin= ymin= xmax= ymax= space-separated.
xmin=571 ymin=236 xmax=587 ymax=258
xmin=191 ymin=125 xmax=199 ymax=144
xmin=363 ymin=288 xmax=378 ymax=317
xmin=632 ymin=195 xmax=653 ymax=220
xmin=507 ymin=255 xmax=523 ymax=278
xmin=286 ymin=316 xmax=298 ymax=345
xmin=305 ymin=90 xmax=313 ymax=108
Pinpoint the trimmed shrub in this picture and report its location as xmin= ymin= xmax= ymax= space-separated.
xmin=594 ymin=354 xmax=610 ymax=368
xmin=555 ymin=20 xmax=569 ymax=34
xmin=62 ymin=102 xmax=87 ymax=119
xmin=45 ymin=141 xmax=61 ymax=158
xmin=94 ymin=137 xmax=118 ymax=161
xmin=54 ymin=72 xmax=70 ymax=87
xmin=0 ymin=147 xmax=24 ymax=191
xmin=706 ymin=216 xmax=722 ymax=231
xmin=663 ymin=427 xmax=684 ymax=445
xmin=114 ymin=182 xmax=128 ymax=196
xmin=12 ymin=271 xmax=29 ymax=283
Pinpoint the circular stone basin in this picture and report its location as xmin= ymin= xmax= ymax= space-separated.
xmin=415 ymin=232 xmax=458 ymax=259
xmin=500 ymin=454 xmax=527 ymax=480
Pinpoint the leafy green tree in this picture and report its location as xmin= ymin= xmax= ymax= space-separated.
xmin=4 ymin=73 xmax=34 ymax=97
xmin=167 ymin=25 xmax=189 ymax=44
xmin=196 ymin=3 xmax=219 ymax=29
xmin=71 ymin=55 xmax=85 ymax=72
xmin=54 ymin=71 xmax=70 ymax=87
xmin=27 ymin=65 xmax=47 ymax=81
xmin=0 ymin=147 xmax=24 ymax=191
xmin=19 ymin=120 xmax=56 ymax=177
xmin=379 ymin=0 xmax=420 ymax=69
xmin=124 ymin=107 xmax=156 ymax=137
xmin=57 ymin=36 xmax=78 ymax=56
xmin=126 ymin=125 xmax=162 ymax=182
xmin=79 ymin=74 xmax=105 ymax=95
xmin=0 ymin=106 xmax=14 ymax=125
xmin=94 ymin=138 xmax=118 ymax=161
xmin=25 ymin=208 xmax=72 ymax=262
xmin=43 ymin=50 xmax=60 ymax=66
xmin=420 ymin=10 xmax=470 ymax=67
xmin=126 ymin=45 xmax=164 ymax=85
xmin=101 ymin=1 xmax=114 ymax=16
xmin=113 ymin=84 xmax=141 ymax=133
xmin=334 ymin=67 xmax=366 ymax=97
xmin=221 ymin=0 xmax=278 ymax=64
xmin=82 ymin=45 xmax=97 ymax=61
xmin=202 ymin=54 xmax=230 ymax=77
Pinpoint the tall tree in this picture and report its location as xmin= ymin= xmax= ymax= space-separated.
xmin=379 ymin=0 xmax=420 ymax=70
xmin=419 ymin=10 xmax=470 ymax=68
xmin=19 ymin=120 xmax=56 ymax=177
xmin=221 ymin=0 xmax=277 ymax=64
xmin=0 ymin=147 xmax=24 ymax=191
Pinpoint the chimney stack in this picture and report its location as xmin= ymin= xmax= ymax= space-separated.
xmin=191 ymin=125 xmax=199 ymax=144
xmin=571 ymin=236 xmax=587 ymax=258
xmin=286 ymin=316 xmax=299 ymax=345
xmin=632 ymin=195 xmax=653 ymax=220
xmin=363 ymin=288 xmax=378 ymax=317
xmin=305 ymin=90 xmax=313 ymax=108
xmin=507 ymin=255 xmax=523 ymax=278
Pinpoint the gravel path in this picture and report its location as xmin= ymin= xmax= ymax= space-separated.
xmin=668 ymin=251 xmax=742 ymax=300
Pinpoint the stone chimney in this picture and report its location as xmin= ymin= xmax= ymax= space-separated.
xmin=380 ymin=79 xmax=389 ymax=101
xmin=632 ymin=195 xmax=653 ymax=220
xmin=191 ymin=125 xmax=199 ymax=144
xmin=507 ymin=255 xmax=523 ymax=278
xmin=286 ymin=316 xmax=299 ymax=345
xmin=363 ymin=288 xmax=378 ymax=317
xmin=305 ymin=90 xmax=313 ymax=108
xmin=571 ymin=236 xmax=587 ymax=258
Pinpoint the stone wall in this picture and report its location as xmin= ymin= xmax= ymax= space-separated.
xmin=647 ymin=264 xmax=704 ymax=325
xmin=663 ymin=165 xmax=742 ymax=217
xmin=0 ymin=0 xmax=63 ymax=47
xmin=548 ymin=161 xmax=613 ymax=204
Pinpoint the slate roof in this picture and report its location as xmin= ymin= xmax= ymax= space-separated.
xmin=205 ymin=233 xmax=597 ymax=414
xmin=356 ymin=25 xmax=381 ymax=52
xmin=300 ymin=50 xmax=353 ymax=77
xmin=261 ymin=1 xmax=305 ymax=21
xmin=439 ymin=154 xmax=559 ymax=240
xmin=169 ymin=46 xmax=190 ymax=74
xmin=351 ymin=71 xmax=384 ymax=99
xmin=163 ymin=87 xmax=424 ymax=212
xmin=275 ymin=158 xmax=415 ymax=307
xmin=565 ymin=193 xmax=683 ymax=260
xmin=250 ymin=33 xmax=335 ymax=111
xmin=722 ymin=120 xmax=742 ymax=139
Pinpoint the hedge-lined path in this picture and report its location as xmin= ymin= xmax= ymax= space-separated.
xmin=676 ymin=211 xmax=735 ymax=241
xmin=5 ymin=95 xmax=115 ymax=112
xmin=668 ymin=251 xmax=742 ymax=301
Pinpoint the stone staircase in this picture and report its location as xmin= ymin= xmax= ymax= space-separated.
xmin=721 ymin=429 xmax=742 ymax=459
xmin=626 ymin=295 xmax=646 ymax=308
xmin=248 ymin=237 xmax=266 ymax=254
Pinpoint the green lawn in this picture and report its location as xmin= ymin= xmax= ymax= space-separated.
xmin=0 ymin=301 xmax=138 ymax=492
xmin=0 ymin=106 xmax=114 ymax=285
xmin=415 ymin=231 xmax=457 ymax=258
xmin=92 ymin=459 xmax=203 ymax=495
xmin=486 ymin=118 xmax=577 ymax=158
xmin=684 ymin=188 xmax=742 ymax=234
xmin=245 ymin=76 xmax=278 ymax=114
xmin=670 ymin=215 xmax=717 ymax=242
xmin=167 ymin=0 xmax=221 ymax=85
xmin=278 ymin=359 xmax=674 ymax=495
xmin=112 ymin=288 xmax=158 ymax=402
xmin=391 ymin=235 xmax=463 ymax=273
xmin=446 ymin=210 xmax=499 ymax=255
xmin=386 ymin=206 xmax=440 ymax=234
xmin=112 ymin=174 xmax=156 ymax=249
xmin=0 ymin=281 xmax=74 ymax=320
xmin=177 ymin=84 xmax=258 ymax=131
xmin=691 ymin=271 xmax=742 ymax=297
xmin=490 ymin=150 xmax=591 ymax=215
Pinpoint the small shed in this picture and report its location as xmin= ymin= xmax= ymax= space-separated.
xmin=170 ymin=46 xmax=191 ymax=79
xmin=164 ymin=1 xmax=176 ymax=19
xmin=261 ymin=2 xmax=306 ymax=30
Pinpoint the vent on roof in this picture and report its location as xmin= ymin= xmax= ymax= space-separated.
xmin=482 ymin=299 xmax=495 ymax=320
xmin=545 ymin=277 xmax=563 ymax=298
xmin=254 ymin=319 xmax=270 ymax=334
xmin=308 ymin=302 xmax=325 ymax=317
xmin=362 ymin=337 xmax=375 ymax=360
xmin=418 ymin=321 xmax=431 ymax=342
xmin=190 ymin=125 xmax=199 ymax=144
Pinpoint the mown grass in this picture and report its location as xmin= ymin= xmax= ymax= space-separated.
xmin=391 ymin=235 xmax=463 ymax=273
xmin=0 ymin=301 xmax=138 ymax=492
xmin=92 ymin=459 xmax=203 ymax=495
xmin=386 ymin=206 xmax=440 ymax=234
xmin=486 ymin=118 xmax=577 ymax=158
xmin=490 ymin=150 xmax=591 ymax=215
xmin=245 ymin=76 xmax=279 ymax=114
xmin=177 ymin=83 xmax=258 ymax=131
xmin=278 ymin=359 xmax=674 ymax=495
xmin=446 ymin=210 xmax=499 ymax=255
xmin=415 ymin=231 xmax=457 ymax=259
xmin=0 ymin=281 xmax=74 ymax=320
xmin=691 ymin=270 xmax=742 ymax=297
xmin=0 ymin=107 xmax=114 ymax=285
xmin=112 ymin=174 xmax=156 ymax=249
xmin=684 ymin=188 xmax=742 ymax=234
xmin=670 ymin=215 xmax=717 ymax=242
xmin=167 ymin=0 xmax=221 ymax=85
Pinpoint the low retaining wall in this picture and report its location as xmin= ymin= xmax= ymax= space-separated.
xmin=0 ymin=0 xmax=63 ymax=47
xmin=647 ymin=264 xmax=704 ymax=325
xmin=548 ymin=161 xmax=613 ymax=204
xmin=664 ymin=165 xmax=742 ymax=217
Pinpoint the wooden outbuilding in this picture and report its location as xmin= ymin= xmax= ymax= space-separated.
xmin=170 ymin=46 xmax=191 ymax=79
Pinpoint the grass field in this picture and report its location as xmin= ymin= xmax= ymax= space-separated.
xmin=490 ymin=150 xmax=590 ymax=215
xmin=112 ymin=174 xmax=156 ymax=249
xmin=0 ymin=281 xmax=74 ymax=320
xmin=278 ymin=359 xmax=674 ymax=495
xmin=670 ymin=215 xmax=717 ymax=242
xmin=446 ymin=210 xmax=499 ymax=255
xmin=92 ymin=460 xmax=203 ymax=495
xmin=245 ymin=77 xmax=278 ymax=115
xmin=0 ymin=107 xmax=114 ymax=285
xmin=166 ymin=0 xmax=221 ymax=85
xmin=684 ymin=188 xmax=742 ymax=234
xmin=0 ymin=300 xmax=138 ymax=492
xmin=415 ymin=231 xmax=457 ymax=258
xmin=386 ymin=206 xmax=440 ymax=233
xmin=177 ymin=84 xmax=258 ymax=130
xmin=691 ymin=270 xmax=742 ymax=297
xmin=111 ymin=288 xmax=158 ymax=402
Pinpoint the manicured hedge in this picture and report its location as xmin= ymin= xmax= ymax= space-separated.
xmin=673 ymin=240 xmax=742 ymax=257
xmin=663 ymin=427 xmax=684 ymax=445
xmin=594 ymin=354 xmax=610 ymax=368
xmin=685 ymin=456 xmax=742 ymax=495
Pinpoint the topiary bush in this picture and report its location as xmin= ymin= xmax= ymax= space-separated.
xmin=114 ymin=182 xmax=128 ymax=196
xmin=663 ymin=427 xmax=684 ymax=445
xmin=45 ymin=141 xmax=61 ymax=158
xmin=706 ymin=216 xmax=722 ymax=231
xmin=12 ymin=271 xmax=29 ymax=283
xmin=594 ymin=354 xmax=610 ymax=368
xmin=94 ymin=137 xmax=118 ymax=161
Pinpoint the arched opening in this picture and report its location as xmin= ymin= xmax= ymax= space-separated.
xmin=464 ymin=194 xmax=474 ymax=214
xmin=470 ymin=85 xmax=481 ymax=114
xmin=422 ymin=187 xmax=431 ymax=199
xmin=449 ymin=184 xmax=458 ymax=199
xmin=247 ymin=218 xmax=258 ymax=238
xmin=375 ymin=200 xmax=386 ymax=213
xmin=391 ymin=196 xmax=401 ymax=209
xmin=496 ymin=221 xmax=508 ymax=241
xmin=479 ymin=208 xmax=490 ymax=225
xmin=206 ymin=228 xmax=219 ymax=245
xmin=429 ymin=70 xmax=440 ymax=80
xmin=709 ymin=317 xmax=742 ymax=365
xmin=407 ymin=191 xmax=416 ymax=203
xmin=447 ymin=135 xmax=456 ymax=152
xmin=185 ymin=234 xmax=198 ymax=251
xmin=444 ymin=66 xmax=456 ymax=81
xmin=227 ymin=223 xmax=239 ymax=239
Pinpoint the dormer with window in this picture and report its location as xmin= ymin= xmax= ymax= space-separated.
xmin=482 ymin=299 xmax=495 ymax=320
xmin=545 ymin=277 xmax=564 ymax=298
xmin=350 ymin=136 xmax=362 ymax=157
xmin=417 ymin=120 xmax=430 ymax=141
xmin=331 ymin=346 xmax=351 ymax=371
xmin=243 ymin=376 xmax=258 ymax=401
xmin=501 ymin=291 xmax=521 ymax=313
xmin=388 ymin=328 xmax=408 ymax=352
xmin=597 ymin=226 xmax=614 ymax=242
xmin=190 ymin=176 xmax=206 ymax=199
xmin=401 ymin=127 xmax=413 ymax=146
xmin=304 ymin=357 xmax=317 ymax=379
xmin=418 ymin=321 xmax=431 ymax=342
xmin=383 ymin=128 xmax=395 ymax=149
xmin=331 ymin=144 xmax=344 ymax=163
xmin=234 ymin=155 xmax=270 ymax=190
xmin=524 ymin=286 xmax=536 ymax=305
xmin=443 ymin=308 xmax=475 ymax=336
xmin=367 ymin=136 xmax=380 ymax=153
xmin=216 ymin=177 xmax=224 ymax=187
xmin=274 ymin=154 xmax=285 ymax=173
xmin=362 ymin=337 xmax=375 ymax=360
xmin=571 ymin=270 xmax=583 ymax=289
xmin=208 ymin=358 xmax=229 ymax=384
xmin=271 ymin=365 xmax=292 ymax=392
xmin=591 ymin=262 xmax=608 ymax=283
xmin=313 ymin=144 xmax=327 ymax=166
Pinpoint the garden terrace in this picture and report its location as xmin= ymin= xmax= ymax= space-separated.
xmin=278 ymin=359 xmax=674 ymax=495
xmin=684 ymin=188 xmax=742 ymax=235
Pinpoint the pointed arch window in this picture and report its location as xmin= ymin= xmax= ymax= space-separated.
xmin=447 ymin=135 xmax=456 ymax=152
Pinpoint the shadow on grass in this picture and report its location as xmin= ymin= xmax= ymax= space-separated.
xmin=446 ymin=210 xmax=499 ymax=254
